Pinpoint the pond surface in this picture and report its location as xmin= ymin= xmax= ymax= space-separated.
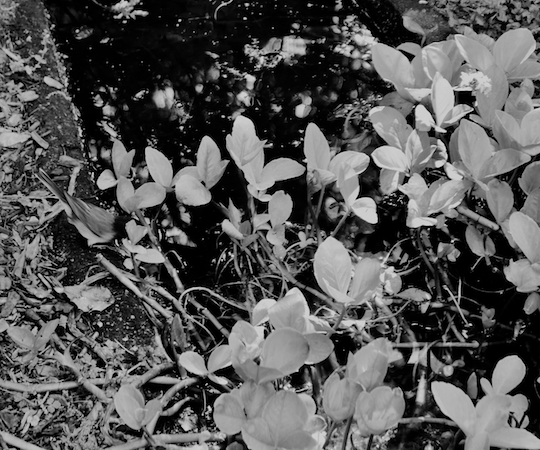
xmin=44 ymin=0 xmax=417 ymax=165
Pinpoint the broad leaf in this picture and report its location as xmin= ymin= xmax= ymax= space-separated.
xmin=490 ymin=427 xmax=540 ymax=449
xmin=493 ymin=28 xmax=535 ymax=74
xmin=208 ymin=345 xmax=232 ymax=373
xmin=304 ymin=333 xmax=334 ymax=364
xmin=454 ymin=35 xmax=495 ymax=72
xmin=304 ymin=123 xmax=331 ymax=170
xmin=112 ymin=139 xmax=134 ymax=179
xmin=521 ymin=109 xmax=540 ymax=147
xmin=465 ymin=225 xmax=494 ymax=257
xmin=260 ymin=328 xmax=309 ymax=377
xmin=260 ymin=158 xmax=305 ymax=184
xmin=422 ymin=47 xmax=452 ymax=81
xmin=226 ymin=116 xmax=265 ymax=167
xmin=431 ymin=72 xmax=454 ymax=127
xmin=96 ymin=169 xmax=118 ymax=190
xmin=371 ymin=44 xmax=415 ymax=97
xmin=131 ymin=182 xmax=167 ymax=210
xmin=522 ymin=189 xmax=540 ymax=224
xmin=478 ymin=148 xmax=529 ymax=180
xmin=116 ymin=176 xmax=135 ymax=213
xmin=457 ymin=119 xmax=493 ymax=180
xmin=431 ymin=381 xmax=475 ymax=435
xmin=476 ymin=64 xmax=508 ymax=126
xmin=145 ymin=147 xmax=173 ymax=188
xmin=175 ymin=175 xmax=211 ymax=206
xmin=486 ymin=179 xmax=513 ymax=222
xmin=197 ymin=136 xmax=229 ymax=189
xmin=504 ymin=259 xmax=540 ymax=293
xmin=351 ymin=197 xmax=378 ymax=224
xmin=371 ymin=146 xmax=409 ymax=173
xmin=314 ymin=237 xmax=352 ymax=298
xmin=329 ymin=151 xmax=369 ymax=178
xmin=114 ymin=384 xmax=145 ymax=430
xmin=491 ymin=354 xmax=526 ymax=395
xmin=7 ymin=326 xmax=36 ymax=349
xmin=348 ymin=257 xmax=382 ymax=304
xmin=213 ymin=393 xmax=246 ymax=435
xmin=369 ymin=106 xmax=412 ymax=149
xmin=268 ymin=191 xmax=293 ymax=227
xmin=509 ymin=212 xmax=540 ymax=264
xmin=268 ymin=288 xmax=310 ymax=332
xmin=179 ymin=351 xmax=208 ymax=376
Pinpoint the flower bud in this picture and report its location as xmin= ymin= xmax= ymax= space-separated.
xmin=322 ymin=373 xmax=362 ymax=421
xmin=354 ymin=386 xmax=405 ymax=436
xmin=346 ymin=338 xmax=393 ymax=391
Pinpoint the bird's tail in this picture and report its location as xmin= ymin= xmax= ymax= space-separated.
xmin=37 ymin=169 xmax=68 ymax=203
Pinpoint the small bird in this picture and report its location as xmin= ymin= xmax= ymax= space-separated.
xmin=37 ymin=169 xmax=126 ymax=246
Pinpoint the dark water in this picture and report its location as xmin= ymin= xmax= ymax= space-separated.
xmin=44 ymin=0 xmax=417 ymax=165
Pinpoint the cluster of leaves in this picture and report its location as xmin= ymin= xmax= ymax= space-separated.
xmin=54 ymin=25 xmax=540 ymax=448
xmin=9 ymin=6 xmax=540 ymax=448
xmin=432 ymin=0 xmax=540 ymax=37
xmin=79 ymin=22 xmax=540 ymax=447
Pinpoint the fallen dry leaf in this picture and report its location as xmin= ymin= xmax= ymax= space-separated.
xmin=63 ymin=285 xmax=115 ymax=312
xmin=0 ymin=131 xmax=30 ymax=147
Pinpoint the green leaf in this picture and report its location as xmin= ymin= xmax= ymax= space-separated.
xmin=454 ymin=35 xmax=495 ymax=72
xmin=304 ymin=333 xmax=334 ymax=364
xmin=175 ymin=175 xmax=211 ymax=206
xmin=465 ymin=225 xmax=495 ymax=257
xmin=213 ymin=393 xmax=246 ymax=435
xmin=304 ymin=123 xmax=331 ymax=170
xmin=431 ymin=381 xmax=475 ymax=435
xmin=141 ymin=399 xmax=162 ymax=427
xmin=480 ymin=149 xmax=530 ymax=180
xmin=422 ymin=47 xmax=452 ymax=81
xmin=260 ymin=328 xmax=309 ymax=377
xmin=207 ymin=345 xmax=232 ymax=373
xmin=260 ymin=158 xmax=305 ymax=185
xmin=490 ymin=427 xmax=540 ymax=449
xmin=96 ymin=169 xmax=118 ymax=190
xmin=431 ymin=72 xmax=454 ymax=127
xmin=476 ymin=64 xmax=508 ymax=126
xmin=491 ymin=355 xmax=526 ymax=395
xmin=132 ymin=182 xmax=167 ymax=209
xmin=486 ymin=179 xmax=513 ymax=223
xmin=371 ymin=146 xmax=409 ymax=173
xmin=7 ymin=326 xmax=36 ymax=350
xmin=196 ymin=136 xmax=229 ymax=189
xmin=114 ymin=384 xmax=145 ymax=430
xmin=371 ymin=43 xmax=415 ymax=96
xmin=116 ymin=176 xmax=136 ymax=213
xmin=268 ymin=288 xmax=309 ymax=331
xmin=457 ymin=119 xmax=493 ymax=179
xmin=314 ymin=237 xmax=352 ymax=298
xmin=493 ymin=28 xmax=535 ymax=74
xmin=179 ymin=351 xmax=208 ymax=376
xmin=351 ymin=197 xmax=378 ymax=224
xmin=268 ymin=191 xmax=293 ymax=227
xmin=348 ymin=257 xmax=381 ymax=304
xmin=145 ymin=147 xmax=173 ymax=188
xmin=369 ymin=106 xmax=412 ymax=149
xmin=509 ymin=212 xmax=540 ymax=264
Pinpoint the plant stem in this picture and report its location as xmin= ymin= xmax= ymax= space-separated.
xmin=341 ymin=416 xmax=354 ymax=450
xmin=328 ymin=303 xmax=348 ymax=337
xmin=366 ymin=434 xmax=374 ymax=450
xmin=331 ymin=209 xmax=350 ymax=238
xmin=134 ymin=209 xmax=185 ymax=292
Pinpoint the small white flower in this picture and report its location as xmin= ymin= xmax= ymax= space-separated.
xmin=459 ymin=70 xmax=492 ymax=96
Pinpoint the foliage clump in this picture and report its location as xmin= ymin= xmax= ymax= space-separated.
xmin=432 ymin=0 xmax=540 ymax=37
